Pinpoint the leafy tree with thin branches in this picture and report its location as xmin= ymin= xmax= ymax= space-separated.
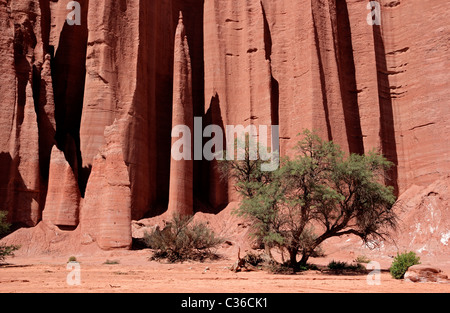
xmin=220 ymin=130 xmax=397 ymax=269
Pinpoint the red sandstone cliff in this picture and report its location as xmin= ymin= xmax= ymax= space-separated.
xmin=0 ymin=0 xmax=448 ymax=251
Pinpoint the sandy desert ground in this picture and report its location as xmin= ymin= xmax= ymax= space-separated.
xmin=1 ymin=249 xmax=449 ymax=293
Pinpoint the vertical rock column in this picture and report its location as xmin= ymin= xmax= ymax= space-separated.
xmin=14 ymin=84 xmax=41 ymax=226
xmin=42 ymin=146 xmax=80 ymax=228
xmin=80 ymin=118 xmax=132 ymax=250
xmin=167 ymin=12 xmax=194 ymax=217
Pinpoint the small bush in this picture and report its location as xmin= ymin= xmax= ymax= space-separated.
xmin=68 ymin=256 xmax=78 ymax=263
xmin=266 ymin=260 xmax=318 ymax=274
xmin=327 ymin=260 xmax=365 ymax=272
xmin=390 ymin=251 xmax=420 ymax=279
xmin=328 ymin=260 xmax=349 ymax=270
xmin=144 ymin=214 xmax=224 ymax=263
xmin=243 ymin=252 xmax=266 ymax=267
xmin=267 ymin=261 xmax=296 ymax=275
xmin=104 ymin=259 xmax=120 ymax=265
xmin=354 ymin=255 xmax=371 ymax=264
xmin=0 ymin=245 xmax=19 ymax=263
xmin=0 ymin=211 xmax=10 ymax=237
xmin=0 ymin=211 xmax=19 ymax=264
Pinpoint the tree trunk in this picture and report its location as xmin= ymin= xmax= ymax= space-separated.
xmin=264 ymin=243 xmax=274 ymax=260
xmin=288 ymin=248 xmax=298 ymax=267
xmin=299 ymin=253 xmax=309 ymax=266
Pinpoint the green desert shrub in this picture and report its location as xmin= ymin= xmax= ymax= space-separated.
xmin=390 ymin=251 xmax=420 ymax=279
xmin=67 ymin=256 xmax=78 ymax=263
xmin=266 ymin=260 xmax=318 ymax=274
xmin=0 ymin=211 xmax=10 ymax=236
xmin=327 ymin=260 xmax=366 ymax=272
xmin=242 ymin=251 xmax=266 ymax=267
xmin=0 ymin=245 xmax=19 ymax=263
xmin=104 ymin=259 xmax=120 ymax=265
xmin=0 ymin=211 xmax=19 ymax=264
xmin=267 ymin=261 xmax=296 ymax=275
xmin=354 ymin=255 xmax=371 ymax=264
xmin=144 ymin=214 xmax=224 ymax=263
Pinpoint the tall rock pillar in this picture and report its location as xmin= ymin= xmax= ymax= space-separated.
xmin=42 ymin=146 xmax=80 ymax=228
xmin=80 ymin=118 xmax=132 ymax=250
xmin=167 ymin=12 xmax=194 ymax=217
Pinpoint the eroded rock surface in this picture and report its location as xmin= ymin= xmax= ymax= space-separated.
xmin=0 ymin=0 xmax=448 ymax=252
xmin=404 ymin=265 xmax=449 ymax=284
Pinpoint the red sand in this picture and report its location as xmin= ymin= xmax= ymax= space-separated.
xmin=1 ymin=249 xmax=449 ymax=293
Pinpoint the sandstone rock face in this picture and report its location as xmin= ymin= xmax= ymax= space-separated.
xmin=202 ymin=0 xmax=450 ymax=204
xmin=0 ymin=0 xmax=448 ymax=251
xmin=390 ymin=176 xmax=450 ymax=256
xmin=404 ymin=265 xmax=449 ymax=284
xmin=1 ymin=0 xmax=44 ymax=227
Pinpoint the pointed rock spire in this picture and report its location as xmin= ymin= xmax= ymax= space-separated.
xmin=167 ymin=11 xmax=194 ymax=216
xmin=15 ymin=82 xmax=41 ymax=226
